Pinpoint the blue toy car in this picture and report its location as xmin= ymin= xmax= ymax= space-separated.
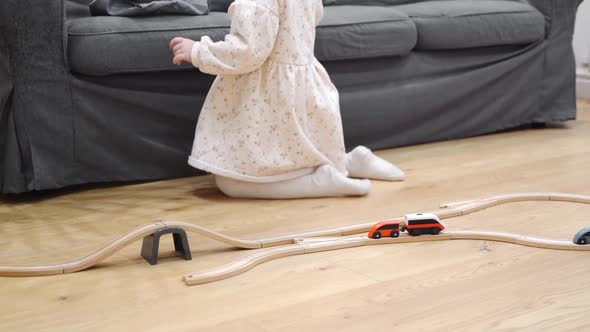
xmin=573 ymin=227 xmax=590 ymax=245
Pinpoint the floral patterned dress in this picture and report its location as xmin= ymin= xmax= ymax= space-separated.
xmin=189 ymin=0 xmax=347 ymax=183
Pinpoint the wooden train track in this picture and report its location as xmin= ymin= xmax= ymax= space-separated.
xmin=1 ymin=193 xmax=589 ymax=283
xmin=183 ymin=230 xmax=590 ymax=285
xmin=0 ymin=221 xmax=260 ymax=277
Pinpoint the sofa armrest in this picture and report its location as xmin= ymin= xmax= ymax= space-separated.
xmin=525 ymin=0 xmax=584 ymax=37
xmin=0 ymin=0 xmax=75 ymax=192
xmin=522 ymin=0 xmax=584 ymax=122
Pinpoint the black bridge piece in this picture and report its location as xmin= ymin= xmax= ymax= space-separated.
xmin=141 ymin=227 xmax=192 ymax=265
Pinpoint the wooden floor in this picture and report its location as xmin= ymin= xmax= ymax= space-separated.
xmin=1 ymin=100 xmax=589 ymax=331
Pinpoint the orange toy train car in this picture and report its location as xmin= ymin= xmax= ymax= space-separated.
xmin=368 ymin=213 xmax=446 ymax=239
xmin=368 ymin=220 xmax=406 ymax=239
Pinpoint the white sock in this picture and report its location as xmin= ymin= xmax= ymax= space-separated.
xmin=215 ymin=164 xmax=371 ymax=199
xmin=346 ymin=146 xmax=406 ymax=181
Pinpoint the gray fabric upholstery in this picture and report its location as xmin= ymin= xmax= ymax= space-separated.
xmin=68 ymin=13 xmax=231 ymax=75
xmin=209 ymin=0 xmax=338 ymax=11
xmin=330 ymin=45 xmax=551 ymax=149
xmin=0 ymin=37 xmax=13 ymax=192
xmin=1 ymin=0 xmax=75 ymax=193
xmin=68 ymin=5 xmax=417 ymax=75
xmin=0 ymin=38 xmax=10 ymax=119
xmin=330 ymin=0 xmax=421 ymax=5
xmin=66 ymin=0 xmax=93 ymax=19
xmin=88 ymin=0 xmax=208 ymax=16
xmin=525 ymin=0 xmax=583 ymax=121
xmin=315 ymin=6 xmax=416 ymax=61
xmin=63 ymin=43 xmax=557 ymax=188
xmin=395 ymin=0 xmax=546 ymax=50
xmin=208 ymin=0 xmax=233 ymax=11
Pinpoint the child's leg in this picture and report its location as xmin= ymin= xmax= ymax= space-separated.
xmin=346 ymin=146 xmax=406 ymax=181
xmin=215 ymin=164 xmax=370 ymax=199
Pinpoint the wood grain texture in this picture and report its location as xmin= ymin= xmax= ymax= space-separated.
xmin=0 ymin=100 xmax=588 ymax=331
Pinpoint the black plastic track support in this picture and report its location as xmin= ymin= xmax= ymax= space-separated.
xmin=141 ymin=227 xmax=192 ymax=265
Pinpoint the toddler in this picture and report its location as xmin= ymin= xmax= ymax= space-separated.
xmin=170 ymin=0 xmax=405 ymax=199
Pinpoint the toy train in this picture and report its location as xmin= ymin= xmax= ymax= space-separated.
xmin=368 ymin=213 xmax=446 ymax=239
xmin=573 ymin=227 xmax=590 ymax=245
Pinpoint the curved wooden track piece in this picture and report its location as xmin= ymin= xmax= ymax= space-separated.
xmin=0 ymin=223 xmax=166 ymax=277
xmin=1 ymin=193 xmax=589 ymax=278
xmin=161 ymin=221 xmax=261 ymax=249
xmin=184 ymin=230 xmax=590 ymax=285
xmin=0 ymin=221 xmax=261 ymax=277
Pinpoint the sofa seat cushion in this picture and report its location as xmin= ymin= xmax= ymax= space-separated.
xmin=68 ymin=5 xmax=417 ymax=76
xmin=394 ymin=0 xmax=545 ymax=50
xmin=68 ymin=13 xmax=231 ymax=76
xmin=316 ymin=5 xmax=416 ymax=62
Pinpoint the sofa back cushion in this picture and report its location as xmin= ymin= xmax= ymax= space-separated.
xmin=67 ymin=4 xmax=417 ymax=75
xmin=209 ymin=0 xmax=358 ymax=12
xmin=326 ymin=0 xmax=422 ymax=5
xmin=396 ymin=0 xmax=545 ymax=50
xmin=67 ymin=0 xmax=93 ymax=19
xmin=208 ymin=0 xmax=233 ymax=11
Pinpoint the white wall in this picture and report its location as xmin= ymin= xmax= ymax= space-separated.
xmin=574 ymin=1 xmax=590 ymax=66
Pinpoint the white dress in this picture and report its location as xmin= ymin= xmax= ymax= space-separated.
xmin=188 ymin=0 xmax=347 ymax=183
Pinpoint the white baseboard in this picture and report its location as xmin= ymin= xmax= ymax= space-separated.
xmin=577 ymin=78 xmax=590 ymax=99
xmin=577 ymin=67 xmax=590 ymax=78
xmin=577 ymin=67 xmax=590 ymax=99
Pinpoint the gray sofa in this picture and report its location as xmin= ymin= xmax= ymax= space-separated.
xmin=0 ymin=0 xmax=584 ymax=193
